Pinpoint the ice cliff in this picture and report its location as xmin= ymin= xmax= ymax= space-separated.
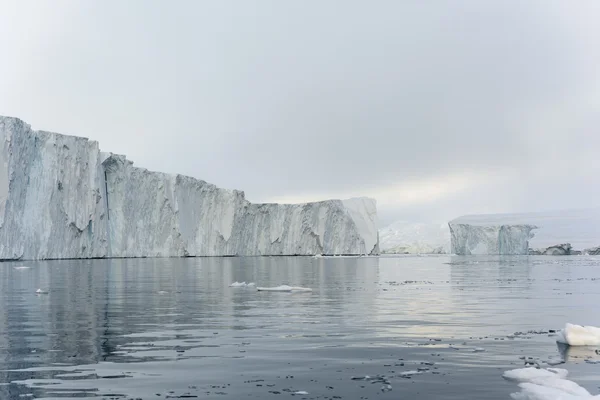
xmin=448 ymin=223 xmax=537 ymax=255
xmin=0 ymin=116 xmax=379 ymax=260
xmin=449 ymin=209 xmax=600 ymax=255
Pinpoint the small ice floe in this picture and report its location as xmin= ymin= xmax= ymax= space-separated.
xmin=503 ymin=367 xmax=594 ymax=398
xmin=293 ymin=391 xmax=309 ymax=395
xmin=312 ymin=254 xmax=324 ymax=259
xmin=473 ymin=347 xmax=486 ymax=352
xmin=556 ymin=323 xmax=600 ymax=346
xmin=13 ymin=266 xmax=30 ymax=270
xmin=229 ymin=282 xmax=256 ymax=288
xmin=256 ymin=285 xmax=312 ymax=292
xmin=398 ymin=370 xmax=422 ymax=378
xmin=35 ymin=289 xmax=48 ymax=294
xmin=157 ymin=291 xmax=169 ymax=295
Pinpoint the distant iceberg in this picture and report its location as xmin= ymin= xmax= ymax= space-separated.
xmin=379 ymin=221 xmax=450 ymax=254
xmin=449 ymin=208 xmax=600 ymax=255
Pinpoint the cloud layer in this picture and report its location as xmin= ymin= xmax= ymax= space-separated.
xmin=1 ymin=1 xmax=598 ymax=225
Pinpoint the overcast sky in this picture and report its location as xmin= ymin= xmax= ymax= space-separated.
xmin=1 ymin=0 xmax=598 ymax=226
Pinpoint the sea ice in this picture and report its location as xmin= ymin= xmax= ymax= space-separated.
xmin=556 ymin=323 xmax=600 ymax=346
xmin=503 ymin=367 xmax=598 ymax=399
xmin=229 ymin=282 xmax=255 ymax=287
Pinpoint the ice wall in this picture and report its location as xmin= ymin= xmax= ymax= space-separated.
xmin=448 ymin=223 xmax=537 ymax=255
xmin=449 ymin=209 xmax=600 ymax=255
xmin=0 ymin=116 xmax=379 ymax=260
xmin=0 ymin=117 xmax=108 ymax=260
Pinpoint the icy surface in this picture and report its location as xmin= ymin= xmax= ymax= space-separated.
xmin=503 ymin=367 xmax=597 ymax=399
xmin=0 ymin=116 xmax=379 ymax=259
xmin=379 ymin=221 xmax=450 ymax=254
xmin=556 ymin=323 xmax=600 ymax=346
xmin=450 ymin=209 xmax=600 ymax=255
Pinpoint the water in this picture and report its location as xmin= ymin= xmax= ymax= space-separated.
xmin=1 ymin=255 xmax=599 ymax=399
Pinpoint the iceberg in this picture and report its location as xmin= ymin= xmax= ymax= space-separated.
xmin=449 ymin=209 xmax=600 ymax=255
xmin=0 ymin=116 xmax=379 ymax=260
xmin=379 ymin=220 xmax=450 ymax=254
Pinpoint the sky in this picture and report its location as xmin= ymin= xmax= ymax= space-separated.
xmin=1 ymin=0 xmax=599 ymax=226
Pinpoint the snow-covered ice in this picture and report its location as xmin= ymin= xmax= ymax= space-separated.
xmin=35 ymin=289 xmax=48 ymax=294
xmin=556 ymin=323 xmax=600 ymax=346
xmin=0 ymin=116 xmax=379 ymax=259
xmin=503 ymin=367 xmax=598 ymax=399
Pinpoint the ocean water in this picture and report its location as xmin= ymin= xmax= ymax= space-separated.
xmin=0 ymin=255 xmax=599 ymax=399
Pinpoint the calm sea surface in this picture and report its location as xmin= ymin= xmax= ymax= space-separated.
xmin=1 ymin=255 xmax=599 ymax=399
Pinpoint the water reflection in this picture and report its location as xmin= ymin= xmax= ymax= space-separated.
xmin=0 ymin=255 xmax=599 ymax=399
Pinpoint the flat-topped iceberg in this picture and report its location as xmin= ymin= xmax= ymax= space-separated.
xmin=0 ymin=116 xmax=379 ymax=260
xmin=449 ymin=209 xmax=600 ymax=255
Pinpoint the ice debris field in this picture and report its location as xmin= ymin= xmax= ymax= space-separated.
xmin=502 ymin=323 xmax=600 ymax=399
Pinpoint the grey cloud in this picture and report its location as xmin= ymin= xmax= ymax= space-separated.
xmin=0 ymin=0 xmax=598 ymax=226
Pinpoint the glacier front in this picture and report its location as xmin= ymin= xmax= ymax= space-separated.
xmin=0 ymin=116 xmax=379 ymax=260
xmin=449 ymin=209 xmax=600 ymax=255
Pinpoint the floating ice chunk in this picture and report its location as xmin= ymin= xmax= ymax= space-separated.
xmin=399 ymin=370 xmax=422 ymax=378
xmin=293 ymin=391 xmax=309 ymax=395
xmin=13 ymin=266 xmax=30 ymax=270
xmin=35 ymin=289 xmax=48 ymax=294
xmin=503 ymin=368 xmax=568 ymax=381
xmin=157 ymin=291 xmax=169 ymax=295
xmin=256 ymin=285 xmax=312 ymax=292
xmin=229 ymin=282 xmax=256 ymax=288
xmin=557 ymin=323 xmax=600 ymax=346
xmin=503 ymin=367 xmax=597 ymax=399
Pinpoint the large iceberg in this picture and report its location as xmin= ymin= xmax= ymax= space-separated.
xmin=0 ymin=116 xmax=379 ymax=260
xmin=449 ymin=209 xmax=600 ymax=255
